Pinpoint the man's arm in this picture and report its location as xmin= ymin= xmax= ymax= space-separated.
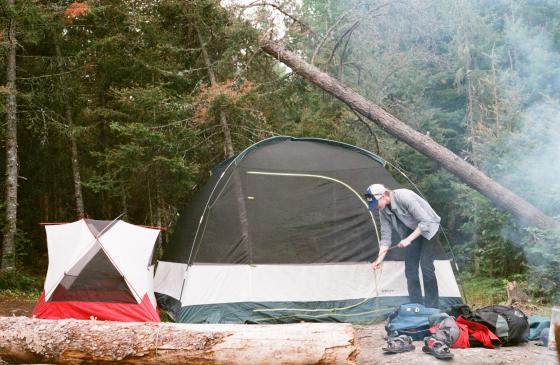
xmin=397 ymin=226 xmax=422 ymax=248
xmin=373 ymin=226 xmax=421 ymax=268
xmin=401 ymin=193 xmax=440 ymax=241
xmin=372 ymin=246 xmax=388 ymax=269
xmin=373 ymin=212 xmax=392 ymax=270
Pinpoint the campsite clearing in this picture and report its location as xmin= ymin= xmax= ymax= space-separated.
xmin=0 ymin=300 xmax=556 ymax=365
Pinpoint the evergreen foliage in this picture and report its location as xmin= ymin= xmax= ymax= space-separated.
xmin=1 ymin=0 xmax=559 ymax=301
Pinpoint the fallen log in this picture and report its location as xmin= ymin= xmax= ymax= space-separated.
xmin=0 ymin=316 xmax=357 ymax=364
xmin=260 ymin=39 xmax=559 ymax=230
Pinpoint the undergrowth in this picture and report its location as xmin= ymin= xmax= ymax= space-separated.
xmin=0 ymin=270 xmax=42 ymax=297
xmin=459 ymin=273 xmax=552 ymax=316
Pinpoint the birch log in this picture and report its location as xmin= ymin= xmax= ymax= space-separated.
xmin=260 ymin=39 xmax=559 ymax=230
xmin=0 ymin=317 xmax=357 ymax=364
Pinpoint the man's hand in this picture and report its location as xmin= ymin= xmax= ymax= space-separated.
xmin=397 ymin=227 xmax=422 ymax=248
xmin=397 ymin=238 xmax=412 ymax=248
xmin=373 ymin=246 xmax=388 ymax=270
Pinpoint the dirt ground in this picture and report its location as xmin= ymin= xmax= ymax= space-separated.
xmin=0 ymin=294 xmax=36 ymax=318
xmin=0 ymin=296 xmax=557 ymax=365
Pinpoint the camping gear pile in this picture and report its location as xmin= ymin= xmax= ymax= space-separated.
xmin=383 ymin=303 xmax=531 ymax=360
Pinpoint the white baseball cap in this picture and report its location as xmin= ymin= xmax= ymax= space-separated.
xmin=364 ymin=184 xmax=386 ymax=210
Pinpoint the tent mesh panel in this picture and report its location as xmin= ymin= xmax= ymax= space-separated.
xmin=50 ymin=248 xmax=136 ymax=303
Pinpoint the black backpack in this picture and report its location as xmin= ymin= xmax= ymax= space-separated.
xmin=446 ymin=304 xmax=472 ymax=318
xmin=463 ymin=305 xmax=529 ymax=346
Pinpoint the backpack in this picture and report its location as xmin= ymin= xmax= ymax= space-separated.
xmin=463 ymin=305 xmax=529 ymax=346
xmin=445 ymin=304 xmax=472 ymax=318
xmin=454 ymin=316 xmax=502 ymax=348
xmin=385 ymin=303 xmax=441 ymax=341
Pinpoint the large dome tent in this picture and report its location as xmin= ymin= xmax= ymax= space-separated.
xmin=154 ymin=136 xmax=462 ymax=323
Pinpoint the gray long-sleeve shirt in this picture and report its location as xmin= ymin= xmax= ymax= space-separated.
xmin=378 ymin=189 xmax=441 ymax=247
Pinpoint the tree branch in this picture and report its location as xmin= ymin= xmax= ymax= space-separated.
xmin=240 ymin=1 xmax=313 ymax=34
xmin=311 ymin=7 xmax=353 ymax=65
xmin=352 ymin=110 xmax=380 ymax=154
xmin=326 ymin=20 xmax=360 ymax=73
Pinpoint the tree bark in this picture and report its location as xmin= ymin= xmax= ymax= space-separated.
xmin=0 ymin=317 xmax=357 ymax=364
xmin=505 ymin=281 xmax=528 ymax=306
xmin=260 ymin=39 xmax=559 ymax=229
xmin=195 ymin=27 xmax=235 ymax=158
xmin=69 ymin=121 xmax=85 ymax=216
xmin=53 ymin=32 xmax=85 ymax=217
xmin=2 ymin=0 xmax=18 ymax=272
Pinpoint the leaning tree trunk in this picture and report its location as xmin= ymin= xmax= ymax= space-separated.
xmin=0 ymin=317 xmax=357 ymax=365
xmin=1 ymin=0 xmax=19 ymax=272
xmin=260 ymin=39 xmax=559 ymax=230
xmin=195 ymin=27 xmax=235 ymax=158
xmin=53 ymin=32 xmax=85 ymax=217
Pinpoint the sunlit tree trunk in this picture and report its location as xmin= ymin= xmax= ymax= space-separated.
xmin=2 ymin=0 xmax=18 ymax=272
xmin=121 ymin=186 xmax=128 ymax=220
xmin=474 ymin=254 xmax=480 ymax=276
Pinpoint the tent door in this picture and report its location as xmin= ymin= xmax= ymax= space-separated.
xmin=49 ymin=242 xmax=137 ymax=303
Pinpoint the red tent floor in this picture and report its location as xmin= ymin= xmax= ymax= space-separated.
xmin=32 ymin=291 xmax=160 ymax=322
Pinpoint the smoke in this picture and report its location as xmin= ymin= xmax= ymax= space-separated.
xmin=481 ymin=4 xmax=560 ymax=301
xmin=499 ymin=100 xmax=560 ymax=298
xmin=484 ymin=6 xmax=560 ymax=219
xmin=489 ymin=102 xmax=560 ymax=218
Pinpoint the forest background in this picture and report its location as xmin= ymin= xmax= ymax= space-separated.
xmin=1 ymin=0 xmax=559 ymax=307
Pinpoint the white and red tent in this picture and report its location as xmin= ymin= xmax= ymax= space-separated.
xmin=33 ymin=218 xmax=161 ymax=322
